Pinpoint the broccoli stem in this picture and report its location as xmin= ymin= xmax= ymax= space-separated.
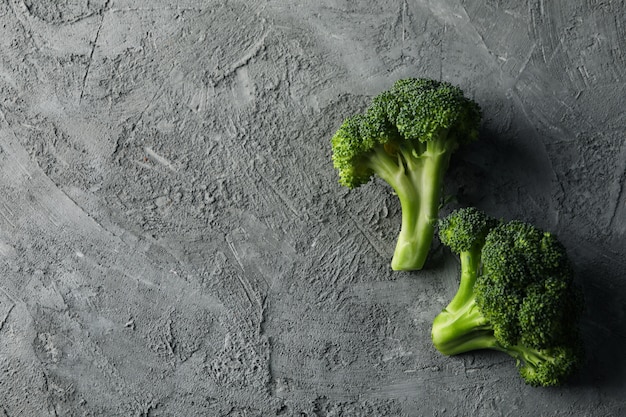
xmin=393 ymin=178 xmax=428 ymax=271
xmin=431 ymin=297 xmax=498 ymax=355
xmin=393 ymin=140 xmax=453 ymax=270
xmin=501 ymin=345 xmax=543 ymax=364
xmin=446 ymin=250 xmax=481 ymax=311
xmin=368 ymin=142 xmax=452 ymax=271
xmin=432 ymin=248 xmax=497 ymax=355
xmin=498 ymin=344 xmax=555 ymax=369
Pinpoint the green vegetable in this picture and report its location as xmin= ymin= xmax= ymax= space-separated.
xmin=431 ymin=207 xmax=584 ymax=386
xmin=331 ymin=78 xmax=481 ymax=270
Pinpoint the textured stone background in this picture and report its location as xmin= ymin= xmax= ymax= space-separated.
xmin=0 ymin=0 xmax=624 ymax=415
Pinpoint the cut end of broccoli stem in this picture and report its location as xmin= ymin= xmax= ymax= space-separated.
xmin=391 ymin=238 xmax=429 ymax=270
xmin=431 ymin=298 xmax=496 ymax=355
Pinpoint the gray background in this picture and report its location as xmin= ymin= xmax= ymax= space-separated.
xmin=0 ymin=0 xmax=624 ymax=415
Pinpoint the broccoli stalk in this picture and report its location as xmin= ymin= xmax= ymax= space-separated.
xmin=432 ymin=207 xmax=497 ymax=354
xmin=431 ymin=207 xmax=583 ymax=387
xmin=432 ymin=299 xmax=496 ymax=355
xmin=331 ymin=78 xmax=481 ymax=271
xmin=366 ymin=139 xmax=454 ymax=270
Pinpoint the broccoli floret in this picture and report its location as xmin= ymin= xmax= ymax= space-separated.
xmin=331 ymin=78 xmax=481 ymax=271
xmin=431 ymin=208 xmax=583 ymax=387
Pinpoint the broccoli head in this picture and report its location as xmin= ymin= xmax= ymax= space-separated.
xmin=431 ymin=207 xmax=584 ymax=387
xmin=331 ymin=78 xmax=481 ymax=270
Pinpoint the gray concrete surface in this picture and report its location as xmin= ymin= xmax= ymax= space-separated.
xmin=0 ymin=0 xmax=624 ymax=415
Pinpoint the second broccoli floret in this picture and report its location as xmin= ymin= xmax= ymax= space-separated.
xmin=431 ymin=207 xmax=584 ymax=387
xmin=331 ymin=78 xmax=481 ymax=271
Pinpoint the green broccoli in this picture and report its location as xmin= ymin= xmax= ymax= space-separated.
xmin=331 ymin=78 xmax=481 ymax=270
xmin=431 ymin=207 xmax=584 ymax=387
